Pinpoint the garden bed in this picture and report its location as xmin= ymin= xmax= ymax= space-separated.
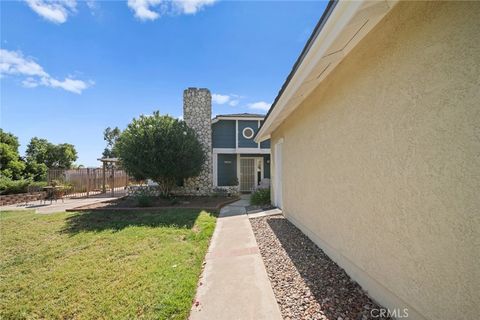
xmin=250 ymin=215 xmax=390 ymax=320
xmin=68 ymin=195 xmax=239 ymax=212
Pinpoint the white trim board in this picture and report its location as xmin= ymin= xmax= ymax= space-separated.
xmin=213 ymin=148 xmax=270 ymax=154
xmin=213 ymin=153 xmax=218 ymax=187
xmin=212 ymin=116 xmax=265 ymax=124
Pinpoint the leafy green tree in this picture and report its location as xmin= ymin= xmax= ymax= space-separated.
xmin=0 ymin=129 xmax=25 ymax=179
xmin=116 ymin=112 xmax=205 ymax=197
xmin=24 ymin=160 xmax=47 ymax=181
xmin=25 ymin=138 xmax=78 ymax=169
xmin=102 ymin=126 xmax=121 ymax=158
xmin=51 ymin=143 xmax=77 ymax=168
xmin=25 ymin=138 xmax=50 ymax=164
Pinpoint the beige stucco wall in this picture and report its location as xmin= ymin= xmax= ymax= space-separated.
xmin=270 ymin=2 xmax=480 ymax=319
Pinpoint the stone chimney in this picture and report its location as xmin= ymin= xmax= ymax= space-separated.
xmin=182 ymin=88 xmax=213 ymax=195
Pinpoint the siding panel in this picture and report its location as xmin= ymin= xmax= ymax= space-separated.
xmin=212 ymin=120 xmax=236 ymax=148
xmin=238 ymin=120 xmax=259 ymax=148
xmin=217 ymin=154 xmax=237 ymax=186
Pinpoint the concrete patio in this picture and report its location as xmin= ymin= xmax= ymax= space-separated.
xmin=0 ymin=192 xmax=125 ymax=214
xmin=190 ymin=195 xmax=282 ymax=320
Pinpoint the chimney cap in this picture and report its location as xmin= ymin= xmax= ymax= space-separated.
xmin=185 ymin=87 xmax=210 ymax=93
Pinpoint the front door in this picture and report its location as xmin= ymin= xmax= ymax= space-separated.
xmin=240 ymin=158 xmax=255 ymax=192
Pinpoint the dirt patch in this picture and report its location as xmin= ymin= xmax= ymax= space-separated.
xmin=67 ymin=196 xmax=239 ymax=212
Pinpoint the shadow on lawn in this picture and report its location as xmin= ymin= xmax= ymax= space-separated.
xmin=266 ymin=217 xmax=390 ymax=320
xmin=62 ymin=209 xmax=205 ymax=234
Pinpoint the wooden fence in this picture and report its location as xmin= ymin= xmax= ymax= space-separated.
xmin=47 ymin=168 xmax=132 ymax=198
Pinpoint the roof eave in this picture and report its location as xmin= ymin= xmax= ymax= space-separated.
xmin=255 ymin=0 xmax=399 ymax=143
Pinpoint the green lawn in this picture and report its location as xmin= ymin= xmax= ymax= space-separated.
xmin=0 ymin=209 xmax=216 ymax=319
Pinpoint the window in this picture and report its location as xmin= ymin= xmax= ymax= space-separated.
xmin=242 ymin=127 xmax=254 ymax=139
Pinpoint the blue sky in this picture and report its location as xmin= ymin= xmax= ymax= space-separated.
xmin=1 ymin=0 xmax=327 ymax=166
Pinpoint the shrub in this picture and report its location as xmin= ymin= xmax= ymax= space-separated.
xmin=228 ymin=177 xmax=239 ymax=187
xmin=133 ymin=188 xmax=155 ymax=207
xmin=136 ymin=195 xmax=154 ymax=207
xmin=27 ymin=181 xmax=48 ymax=191
xmin=250 ymin=188 xmax=271 ymax=206
xmin=116 ymin=112 xmax=205 ymax=197
xmin=0 ymin=178 xmax=47 ymax=195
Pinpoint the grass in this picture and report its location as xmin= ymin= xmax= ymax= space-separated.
xmin=0 ymin=209 xmax=217 ymax=319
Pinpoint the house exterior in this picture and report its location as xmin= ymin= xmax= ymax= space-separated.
xmin=212 ymin=114 xmax=270 ymax=192
xmin=180 ymin=88 xmax=270 ymax=194
xmin=256 ymin=1 xmax=479 ymax=320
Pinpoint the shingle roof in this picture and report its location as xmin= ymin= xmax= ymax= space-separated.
xmin=213 ymin=113 xmax=266 ymax=119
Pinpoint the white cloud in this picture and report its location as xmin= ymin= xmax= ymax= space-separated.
xmin=229 ymin=99 xmax=239 ymax=107
xmin=86 ymin=0 xmax=97 ymax=10
xmin=86 ymin=0 xmax=100 ymax=16
xmin=127 ymin=0 xmax=161 ymax=21
xmin=247 ymin=101 xmax=271 ymax=111
xmin=212 ymin=93 xmax=244 ymax=107
xmin=175 ymin=0 xmax=216 ymax=14
xmin=26 ymin=0 xmax=77 ymax=24
xmin=0 ymin=49 xmax=92 ymax=94
xmin=48 ymin=77 xmax=93 ymax=94
xmin=127 ymin=0 xmax=216 ymax=21
xmin=21 ymin=77 xmax=40 ymax=88
xmin=212 ymin=93 xmax=230 ymax=105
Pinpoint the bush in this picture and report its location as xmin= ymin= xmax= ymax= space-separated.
xmin=27 ymin=181 xmax=48 ymax=191
xmin=133 ymin=188 xmax=155 ymax=207
xmin=0 ymin=177 xmax=47 ymax=195
xmin=136 ymin=195 xmax=154 ymax=207
xmin=116 ymin=112 xmax=205 ymax=197
xmin=250 ymin=188 xmax=271 ymax=206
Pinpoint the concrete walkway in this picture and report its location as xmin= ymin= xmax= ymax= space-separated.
xmin=190 ymin=196 xmax=282 ymax=320
xmin=0 ymin=193 xmax=124 ymax=214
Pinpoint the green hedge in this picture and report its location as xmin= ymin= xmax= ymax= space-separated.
xmin=0 ymin=177 xmax=47 ymax=195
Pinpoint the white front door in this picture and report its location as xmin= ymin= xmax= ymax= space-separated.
xmin=240 ymin=158 xmax=255 ymax=192
xmin=274 ymin=140 xmax=283 ymax=208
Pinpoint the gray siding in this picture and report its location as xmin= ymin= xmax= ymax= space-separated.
xmin=212 ymin=120 xmax=236 ymax=148
xmin=217 ymin=154 xmax=237 ymax=186
xmin=259 ymin=121 xmax=271 ymax=149
xmin=263 ymin=154 xmax=270 ymax=178
xmin=238 ymin=120 xmax=259 ymax=148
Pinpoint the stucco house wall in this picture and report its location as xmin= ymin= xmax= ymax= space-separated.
xmin=270 ymin=2 xmax=480 ymax=319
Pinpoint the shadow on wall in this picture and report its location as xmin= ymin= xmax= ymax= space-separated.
xmin=61 ymin=209 xmax=203 ymax=234
xmin=265 ymin=217 xmax=391 ymax=320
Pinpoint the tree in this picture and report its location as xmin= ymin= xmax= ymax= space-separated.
xmin=102 ymin=126 xmax=121 ymax=158
xmin=116 ymin=112 xmax=205 ymax=197
xmin=24 ymin=160 xmax=47 ymax=181
xmin=25 ymin=138 xmax=50 ymax=165
xmin=0 ymin=129 xmax=25 ymax=179
xmin=51 ymin=143 xmax=77 ymax=168
xmin=25 ymin=138 xmax=78 ymax=170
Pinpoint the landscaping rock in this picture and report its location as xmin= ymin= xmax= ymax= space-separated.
xmin=250 ymin=215 xmax=391 ymax=320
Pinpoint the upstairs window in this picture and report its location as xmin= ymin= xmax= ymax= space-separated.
xmin=242 ymin=127 xmax=254 ymax=139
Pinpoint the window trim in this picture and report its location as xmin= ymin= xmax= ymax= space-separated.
xmin=242 ymin=127 xmax=255 ymax=139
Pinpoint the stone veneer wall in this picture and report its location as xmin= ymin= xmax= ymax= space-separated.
xmin=180 ymin=88 xmax=213 ymax=195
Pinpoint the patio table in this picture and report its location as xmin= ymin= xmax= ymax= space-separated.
xmin=43 ymin=186 xmax=65 ymax=204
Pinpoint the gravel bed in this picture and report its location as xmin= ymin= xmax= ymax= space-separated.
xmin=250 ymin=215 xmax=390 ymax=320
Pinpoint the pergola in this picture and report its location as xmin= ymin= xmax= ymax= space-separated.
xmin=97 ymin=157 xmax=127 ymax=196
